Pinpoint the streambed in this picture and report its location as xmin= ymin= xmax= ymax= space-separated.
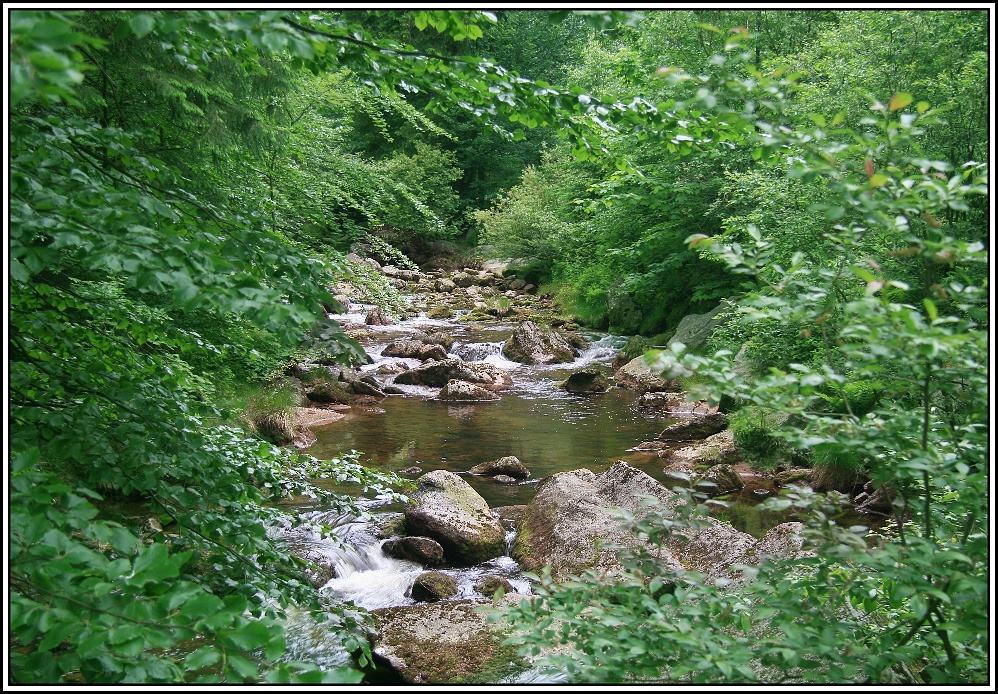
xmin=273 ymin=298 xmax=798 ymax=681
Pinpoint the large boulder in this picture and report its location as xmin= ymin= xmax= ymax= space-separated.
xmin=511 ymin=462 xmax=764 ymax=581
xmin=437 ymin=380 xmax=500 ymax=401
xmin=394 ymin=359 xmax=513 ymax=391
xmin=501 ymin=321 xmax=576 ymax=365
xmin=370 ymin=595 xmax=532 ymax=684
xmin=561 ymin=369 xmax=610 ymax=394
xmin=404 ymin=470 xmax=506 ymax=566
xmin=613 ymin=356 xmax=680 ymax=393
xmin=451 ymin=272 xmax=477 ymax=288
xmin=667 ymin=302 xmax=734 ymax=352
xmin=305 ymin=380 xmax=355 ymax=405
xmin=469 ymin=456 xmax=531 ymax=480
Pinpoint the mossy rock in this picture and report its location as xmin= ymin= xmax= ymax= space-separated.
xmin=371 ymin=599 xmax=530 ymax=684
xmin=410 ymin=571 xmax=458 ymax=602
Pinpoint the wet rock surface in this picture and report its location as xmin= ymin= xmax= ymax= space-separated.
xmin=501 ymin=321 xmax=577 ymax=365
xmin=561 ymin=368 xmax=610 ymax=394
xmin=404 ymin=470 xmax=506 ymax=566
xmin=410 ymin=571 xmax=458 ymax=602
xmin=657 ymin=412 xmax=728 ymax=440
xmin=370 ymin=594 xmax=533 ymax=684
xmin=383 ymin=536 xmax=446 ymax=566
xmin=511 ymin=462 xmax=804 ymax=582
xmin=437 ymin=379 xmax=502 ymax=401
xmin=613 ymin=355 xmax=680 ymax=393
xmin=394 ymin=359 xmax=514 ymax=391
xmin=469 ymin=456 xmax=531 ymax=480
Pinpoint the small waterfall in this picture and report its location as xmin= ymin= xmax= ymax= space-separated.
xmin=323 ymin=542 xmax=423 ymax=610
xmin=453 ymin=341 xmax=504 ymax=362
xmin=564 ymin=334 xmax=626 ymax=369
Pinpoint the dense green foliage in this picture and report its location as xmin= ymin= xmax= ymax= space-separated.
xmin=475 ymin=10 xmax=988 ymax=338
xmin=8 ymin=8 xmax=989 ymax=685
xmin=500 ymin=11 xmax=989 ymax=685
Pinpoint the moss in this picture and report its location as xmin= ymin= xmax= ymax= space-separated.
xmin=377 ymin=606 xmax=527 ymax=683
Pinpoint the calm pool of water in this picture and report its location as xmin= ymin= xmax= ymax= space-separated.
xmin=309 ymin=381 xmax=675 ymax=508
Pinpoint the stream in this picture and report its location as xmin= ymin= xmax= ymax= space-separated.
xmin=275 ymin=297 xmax=789 ymax=679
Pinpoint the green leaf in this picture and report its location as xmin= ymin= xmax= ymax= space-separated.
xmin=888 ymin=92 xmax=913 ymax=111
xmin=923 ymin=298 xmax=938 ymax=321
xmin=225 ymin=620 xmax=271 ymax=650
xmin=128 ymin=14 xmax=156 ymax=39
xmin=185 ymin=647 xmax=221 ymax=670
xmin=226 ymin=654 xmax=260 ymax=681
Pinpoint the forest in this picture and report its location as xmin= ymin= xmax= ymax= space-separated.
xmin=8 ymin=9 xmax=990 ymax=685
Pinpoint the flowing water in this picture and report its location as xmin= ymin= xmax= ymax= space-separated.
xmin=277 ymin=300 xmax=785 ymax=680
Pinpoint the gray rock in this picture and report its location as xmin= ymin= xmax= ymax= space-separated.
xmin=410 ymin=571 xmax=458 ymax=602
xmin=351 ymin=380 xmax=386 ymax=398
xmin=491 ymin=475 xmax=519 ymax=484
xmin=383 ymin=536 xmax=445 ymax=566
xmin=305 ymin=380 xmax=354 ymax=405
xmin=394 ymin=359 xmax=513 ymax=391
xmin=370 ymin=595 xmax=532 ymax=684
xmin=561 ymin=369 xmax=610 ymax=394
xmin=667 ymin=301 xmax=735 ymax=352
xmin=637 ymin=392 xmax=717 ymax=414
xmin=469 ymin=456 xmax=531 ymax=480
xmin=511 ymin=462 xmax=760 ymax=581
xmin=382 ymin=340 xmax=449 ymax=362
xmin=366 ymin=307 xmax=394 ymax=326
xmin=658 ymin=412 xmax=728 ymax=440
xmin=435 ymin=278 xmax=456 ymax=292
xmin=613 ymin=356 xmax=681 ymax=393
xmin=475 ymin=575 xmax=513 ymax=597
xmin=438 ymin=380 xmax=501 ymax=401
xmin=737 ymin=522 xmax=810 ymax=566
xmin=694 ymin=464 xmax=745 ymax=497
xmin=451 ymin=272 xmax=477 ymax=288
xmin=661 ymin=430 xmax=741 ymax=467
xmin=501 ymin=321 xmax=576 ymax=365
xmin=405 ymin=470 xmax=506 ymax=566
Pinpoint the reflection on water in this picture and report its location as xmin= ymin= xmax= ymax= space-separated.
xmin=309 ymin=387 xmax=673 ymax=508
